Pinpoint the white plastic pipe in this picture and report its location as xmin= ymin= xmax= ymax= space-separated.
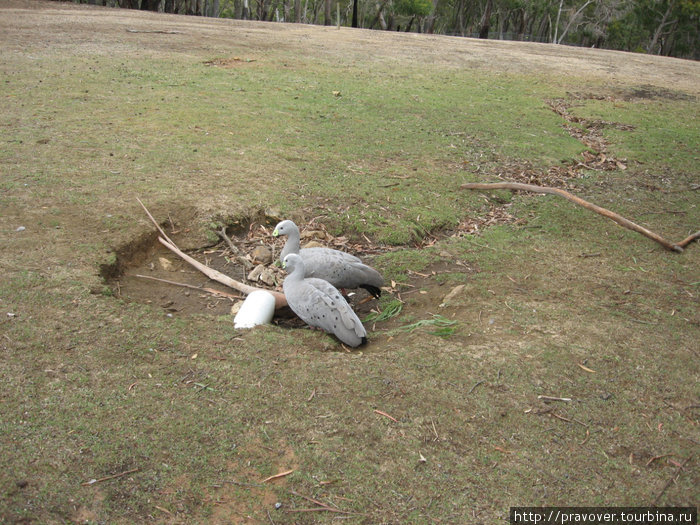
xmin=233 ymin=290 xmax=277 ymax=329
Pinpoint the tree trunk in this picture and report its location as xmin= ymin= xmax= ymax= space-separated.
xmin=405 ymin=14 xmax=415 ymax=31
xmin=647 ymin=0 xmax=675 ymax=54
xmin=140 ymin=0 xmax=159 ymax=10
xmin=553 ymin=0 xmax=563 ymax=43
xmin=369 ymin=0 xmax=389 ymax=29
xmin=478 ymin=0 xmax=492 ymax=38
xmin=351 ymin=0 xmax=358 ymax=27
xmin=556 ymin=0 xmax=595 ymax=44
xmin=294 ymin=0 xmax=301 ymax=22
xmin=516 ymin=8 xmax=527 ymax=40
xmin=324 ymin=0 xmax=331 ymax=25
xmin=424 ymin=0 xmax=439 ymax=33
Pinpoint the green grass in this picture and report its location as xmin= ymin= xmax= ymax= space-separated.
xmin=1 ymin=5 xmax=698 ymax=524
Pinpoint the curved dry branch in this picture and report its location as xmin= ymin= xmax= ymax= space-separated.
xmin=461 ymin=182 xmax=695 ymax=253
xmin=137 ymin=198 xmax=287 ymax=308
xmin=157 ymin=237 xmax=288 ymax=308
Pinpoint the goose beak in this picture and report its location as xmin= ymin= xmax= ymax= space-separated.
xmin=272 ymin=228 xmax=279 ymax=237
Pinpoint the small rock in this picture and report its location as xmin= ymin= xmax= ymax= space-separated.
xmin=302 ymin=240 xmax=324 ymax=249
xmin=250 ymin=245 xmax=273 ymax=265
xmin=230 ymin=301 xmax=243 ymax=316
xmin=275 ymin=502 xmax=282 ymax=510
xmin=259 ymin=267 xmax=277 ymax=286
xmin=159 ymin=257 xmax=174 ymax=271
xmin=439 ymin=284 xmax=466 ymax=307
xmin=247 ymin=264 xmax=265 ymax=282
xmin=301 ymin=229 xmax=329 ymax=241
xmin=15 ymin=226 xmax=26 ymax=232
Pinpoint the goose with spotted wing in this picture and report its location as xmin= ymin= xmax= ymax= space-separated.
xmin=282 ymin=253 xmax=367 ymax=347
xmin=273 ymin=220 xmax=384 ymax=298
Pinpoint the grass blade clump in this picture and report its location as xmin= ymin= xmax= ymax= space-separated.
xmin=363 ymin=299 xmax=403 ymax=323
xmin=391 ymin=314 xmax=457 ymax=337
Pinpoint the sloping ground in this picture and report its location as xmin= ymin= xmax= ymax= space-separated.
xmin=1 ymin=2 xmax=698 ymax=524
xmin=3 ymin=0 xmax=699 ymax=94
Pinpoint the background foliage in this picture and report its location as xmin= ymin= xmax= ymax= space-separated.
xmin=77 ymin=0 xmax=699 ymax=59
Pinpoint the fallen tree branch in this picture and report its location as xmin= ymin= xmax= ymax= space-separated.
xmin=135 ymin=274 xmax=244 ymax=300
xmin=677 ymin=230 xmax=700 ymax=249
xmin=217 ymin=227 xmax=244 ymax=256
xmin=157 ymin=237 xmax=287 ymax=308
xmin=461 ymin=182 xmax=696 ymax=253
xmin=137 ymin=198 xmax=287 ymax=308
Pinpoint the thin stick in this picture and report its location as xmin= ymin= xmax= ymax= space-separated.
xmin=579 ymin=429 xmax=590 ymax=446
xmin=288 ymin=489 xmax=364 ymax=515
xmin=82 ymin=467 xmax=139 ymax=486
xmin=134 ymin=274 xmax=206 ymax=291
xmin=461 ymin=182 xmax=692 ymax=252
xmin=646 ymin=453 xmax=674 ymax=467
xmin=261 ymin=469 xmax=294 ymax=483
xmin=538 ymin=395 xmax=572 ymax=402
xmin=430 ymin=418 xmax=439 ymax=440
xmin=288 ymin=507 xmax=351 ymax=513
xmin=652 ymin=455 xmax=693 ymax=505
xmin=290 ymin=490 xmax=340 ymax=511
xmin=135 ymin=274 xmax=243 ymax=299
xmin=468 ymin=380 xmax=485 ymax=394
xmin=136 ymin=197 xmax=175 ymax=246
xmin=374 ymin=409 xmax=399 ymax=422
xmin=217 ymin=227 xmax=243 ymax=255
xmin=677 ymin=230 xmax=700 ymax=248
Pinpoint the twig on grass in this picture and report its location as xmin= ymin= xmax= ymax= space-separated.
xmin=461 ymin=182 xmax=697 ymax=252
xmin=374 ymin=409 xmax=399 ymax=422
xmin=652 ymin=455 xmax=693 ymax=505
xmin=82 ymin=468 xmax=139 ymax=486
xmin=154 ymin=505 xmax=173 ymax=516
xmin=538 ymin=395 xmax=572 ymax=403
xmin=646 ymin=454 xmax=674 ymax=467
xmin=430 ymin=418 xmax=439 ymax=441
xmin=579 ymin=429 xmax=590 ymax=446
xmin=261 ymin=469 xmax=294 ymax=483
xmin=468 ymin=380 xmax=485 ymax=394
xmin=287 ymin=490 xmax=363 ymax=515
xmin=220 ymin=479 xmax=264 ymax=488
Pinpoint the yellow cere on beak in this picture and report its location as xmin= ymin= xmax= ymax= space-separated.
xmin=272 ymin=229 xmax=279 ymax=237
